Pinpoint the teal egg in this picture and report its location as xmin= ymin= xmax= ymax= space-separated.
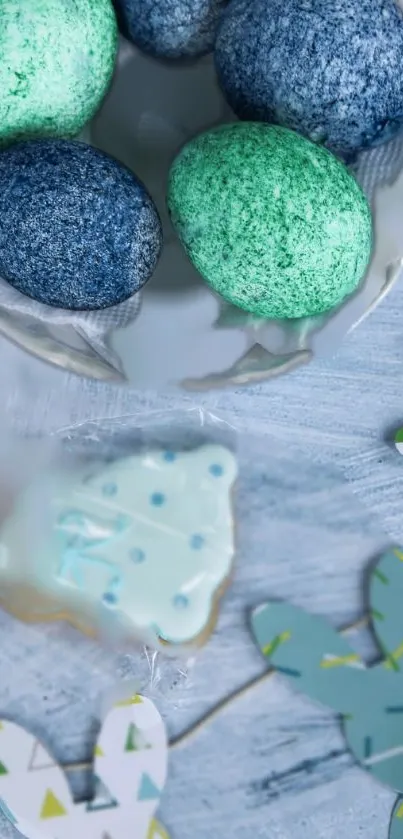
xmin=167 ymin=123 xmax=373 ymax=320
xmin=0 ymin=0 xmax=118 ymax=147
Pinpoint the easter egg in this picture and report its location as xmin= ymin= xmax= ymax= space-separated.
xmin=167 ymin=123 xmax=372 ymax=320
xmin=0 ymin=0 xmax=118 ymax=147
xmin=215 ymin=0 xmax=403 ymax=158
xmin=113 ymin=0 xmax=227 ymax=59
xmin=0 ymin=141 xmax=162 ymax=310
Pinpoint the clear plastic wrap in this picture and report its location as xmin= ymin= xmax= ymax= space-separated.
xmin=0 ymin=409 xmax=237 ymax=655
xmin=0 ymin=417 xmax=394 ymax=839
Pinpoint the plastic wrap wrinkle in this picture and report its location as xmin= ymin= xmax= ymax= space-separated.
xmin=0 ymin=409 xmax=237 ymax=657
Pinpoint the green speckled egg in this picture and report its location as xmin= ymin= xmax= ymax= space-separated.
xmin=0 ymin=0 xmax=118 ymax=147
xmin=167 ymin=123 xmax=373 ymax=320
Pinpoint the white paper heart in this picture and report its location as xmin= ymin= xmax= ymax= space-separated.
xmin=0 ymin=695 xmax=169 ymax=839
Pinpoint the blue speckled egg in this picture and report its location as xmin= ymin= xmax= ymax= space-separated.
xmin=114 ymin=0 xmax=228 ymax=59
xmin=215 ymin=0 xmax=403 ymax=158
xmin=0 ymin=141 xmax=162 ymax=310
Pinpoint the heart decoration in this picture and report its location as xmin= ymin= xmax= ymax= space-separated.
xmin=250 ymin=546 xmax=403 ymax=839
xmin=0 ymin=695 xmax=169 ymax=839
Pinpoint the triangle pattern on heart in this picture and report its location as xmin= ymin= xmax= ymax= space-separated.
xmin=147 ymin=820 xmax=170 ymax=839
xmin=28 ymin=741 xmax=57 ymax=771
xmin=86 ymin=776 xmax=119 ymax=812
xmin=0 ymin=695 xmax=168 ymax=839
xmin=125 ymin=722 xmax=150 ymax=752
xmin=0 ymin=798 xmax=17 ymax=825
xmin=115 ymin=695 xmax=143 ymax=708
xmin=40 ymin=789 xmax=67 ymax=819
xmin=138 ymin=773 xmax=160 ymax=801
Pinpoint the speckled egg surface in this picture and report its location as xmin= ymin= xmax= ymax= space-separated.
xmin=0 ymin=0 xmax=118 ymax=147
xmin=114 ymin=0 xmax=228 ymax=58
xmin=215 ymin=0 xmax=403 ymax=158
xmin=0 ymin=141 xmax=162 ymax=311
xmin=167 ymin=123 xmax=372 ymax=320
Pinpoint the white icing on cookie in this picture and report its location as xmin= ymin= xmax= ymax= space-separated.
xmin=0 ymin=445 xmax=237 ymax=645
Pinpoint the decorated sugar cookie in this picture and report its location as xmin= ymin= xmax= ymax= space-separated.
xmin=0 ymin=445 xmax=237 ymax=647
xmin=250 ymin=546 xmax=403 ymax=839
xmin=0 ymin=695 xmax=169 ymax=839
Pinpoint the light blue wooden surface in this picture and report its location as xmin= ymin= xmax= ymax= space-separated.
xmin=1 ymin=275 xmax=403 ymax=839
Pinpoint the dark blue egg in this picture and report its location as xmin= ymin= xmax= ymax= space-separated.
xmin=0 ymin=140 xmax=162 ymax=310
xmin=215 ymin=0 xmax=403 ymax=158
xmin=114 ymin=0 xmax=228 ymax=59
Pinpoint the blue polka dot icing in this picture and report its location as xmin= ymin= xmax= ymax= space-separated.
xmin=102 ymin=591 xmax=118 ymax=606
xmin=209 ymin=463 xmax=223 ymax=477
xmin=113 ymin=0 xmax=228 ymax=59
xmin=150 ymin=492 xmax=165 ymax=507
xmin=0 ymin=444 xmax=238 ymax=646
xmin=215 ymin=0 xmax=403 ymax=158
xmin=130 ymin=548 xmax=146 ymax=563
xmin=173 ymin=594 xmax=189 ymax=609
xmin=0 ymin=140 xmax=162 ymax=310
xmin=163 ymin=451 xmax=176 ymax=462
xmin=190 ymin=533 xmax=205 ymax=549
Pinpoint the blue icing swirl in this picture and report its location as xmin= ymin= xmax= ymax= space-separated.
xmin=173 ymin=594 xmax=189 ymax=609
xmin=150 ymin=492 xmax=165 ymax=506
